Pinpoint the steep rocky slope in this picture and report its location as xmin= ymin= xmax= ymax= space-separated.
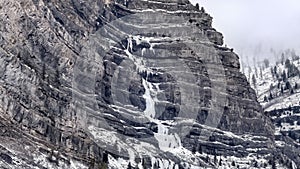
xmin=0 ymin=0 xmax=297 ymax=168
xmin=247 ymin=54 xmax=300 ymax=168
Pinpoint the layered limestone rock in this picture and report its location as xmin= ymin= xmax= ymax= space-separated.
xmin=0 ymin=0 xmax=295 ymax=168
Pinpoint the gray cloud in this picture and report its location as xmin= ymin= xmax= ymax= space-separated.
xmin=190 ymin=0 xmax=300 ymax=61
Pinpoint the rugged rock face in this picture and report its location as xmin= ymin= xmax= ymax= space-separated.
xmin=246 ymin=56 xmax=300 ymax=168
xmin=0 ymin=0 xmax=296 ymax=168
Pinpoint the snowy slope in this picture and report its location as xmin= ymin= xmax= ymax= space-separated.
xmin=245 ymin=53 xmax=300 ymax=148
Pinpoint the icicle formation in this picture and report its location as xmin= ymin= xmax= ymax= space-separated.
xmin=124 ymin=35 xmax=182 ymax=152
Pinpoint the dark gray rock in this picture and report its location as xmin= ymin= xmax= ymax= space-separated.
xmin=0 ymin=0 xmax=297 ymax=168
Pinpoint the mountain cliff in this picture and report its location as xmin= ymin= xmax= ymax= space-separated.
xmin=0 ymin=0 xmax=297 ymax=168
xmin=246 ymin=52 xmax=300 ymax=169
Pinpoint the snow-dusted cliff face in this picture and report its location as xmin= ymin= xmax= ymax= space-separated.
xmin=246 ymin=53 xmax=300 ymax=168
xmin=0 ymin=0 xmax=297 ymax=168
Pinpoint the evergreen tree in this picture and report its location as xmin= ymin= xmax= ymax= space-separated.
xmin=282 ymin=70 xmax=287 ymax=82
xmin=278 ymin=120 xmax=282 ymax=127
xmin=264 ymin=59 xmax=270 ymax=68
xmin=287 ymin=62 xmax=300 ymax=78
xmin=219 ymin=158 xmax=222 ymax=166
xmin=192 ymin=146 xmax=196 ymax=154
xmin=263 ymin=163 xmax=268 ymax=168
xmin=271 ymin=67 xmax=274 ymax=77
xmin=254 ymin=160 xmax=258 ymax=167
xmin=288 ymin=105 xmax=292 ymax=111
xmin=198 ymin=145 xmax=203 ymax=154
xmin=270 ymin=155 xmax=277 ymax=169
xmin=206 ymin=155 xmax=210 ymax=163
xmin=269 ymin=92 xmax=273 ymax=100
xmin=285 ymin=58 xmax=291 ymax=68
xmin=252 ymin=74 xmax=257 ymax=88
xmin=289 ymin=161 xmax=294 ymax=169
xmin=264 ymin=95 xmax=268 ymax=102
xmin=254 ymin=67 xmax=258 ymax=78
xmin=285 ymin=81 xmax=291 ymax=90
xmin=195 ymin=3 xmax=199 ymax=10
xmin=213 ymin=155 xmax=217 ymax=164
xmin=127 ymin=162 xmax=132 ymax=169
xmin=294 ymin=83 xmax=298 ymax=90
xmin=291 ymin=49 xmax=299 ymax=61
xmin=142 ymin=158 xmax=147 ymax=169
xmin=200 ymin=7 xmax=205 ymax=13
xmin=272 ymin=160 xmax=277 ymax=169
xmin=281 ymin=53 xmax=285 ymax=64
xmin=270 ymin=84 xmax=274 ymax=90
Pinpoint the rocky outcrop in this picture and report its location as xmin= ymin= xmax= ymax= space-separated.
xmin=0 ymin=0 xmax=295 ymax=168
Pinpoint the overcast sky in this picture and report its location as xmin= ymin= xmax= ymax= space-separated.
xmin=190 ymin=0 xmax=300 ymax=62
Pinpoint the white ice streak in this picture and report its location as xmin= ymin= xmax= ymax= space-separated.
xmin=124 ymin=35 xmax=183 ymax=151
xmin=154 ymin=123 xmax=182 ymax=151
xmin=142 ymin=79 xmax=156 ymax=118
